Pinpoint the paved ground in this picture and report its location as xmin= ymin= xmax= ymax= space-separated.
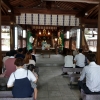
xmin=35 ymin=54 xmax=80 ymax=100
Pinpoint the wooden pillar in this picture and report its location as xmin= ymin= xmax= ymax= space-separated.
xmin=10 ymin=24 xmax=14 ymax=50
xmin=0 ymin=0 xmax=2 ymax=74
xmin=69 ymin=37 xmax=72 ymax=50
xmin=97 ymin=3 xmax=100 ymax=64
xmin=79 ymin=18 xmax=83 ymax=48
xmin=80 ymin=25 xmax=88 ymax=51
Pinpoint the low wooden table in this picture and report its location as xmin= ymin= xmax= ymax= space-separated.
xmin=42 ymin=49 xmax=51 ymax=58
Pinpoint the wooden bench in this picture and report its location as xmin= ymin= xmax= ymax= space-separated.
xmin=0 ymin=91 xmax=34 ymax=100
xmin=0 ymin=77 xmax=8 ymax=91
xmin=63 ymin=67 xmax=83 ymax=73
xmin=62 ymin=67 xmax=83 ymax=88
xmin=0 ymin=77 xmax=8 ymax=83
xmin=81 ymin=89 xmax=100 ymax=100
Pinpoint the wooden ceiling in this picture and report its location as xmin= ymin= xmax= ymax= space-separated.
xmin=1 ymin=0 xmax=100 ymax=19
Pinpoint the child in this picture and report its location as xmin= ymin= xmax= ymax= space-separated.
xmin=27 ymin=64 xmax=38 ymax=100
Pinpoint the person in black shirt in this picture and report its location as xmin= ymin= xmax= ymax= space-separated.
xmin=15 ymin=48 xmax=25 ymax=59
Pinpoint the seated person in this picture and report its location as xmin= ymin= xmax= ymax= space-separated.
xmin=2 ymin=51 xmax=10 ymax=65
xmin=74 ymin=48 xmax=85 ymax=68
xmin=62 ymin=50 xmax=74 ymax=75
xmin=27 ymin=64 xmax=38 ymax=100
xmin=78 ymin=53 xmax=100 ymax=94
xmin=24 ymin=52 xmax=39 ymax=75
xmin=7 ymin=58 xmax=37 ymax=98
xmin=15 ymin=48 xmax=25 ymax=59
xmin=74 ymin=48 xmax=85 ymax=74
xmin=28 ymin=49 xmax=36 ymax=62
xmin=4 ymin=50 xmax=17 ymax=77
xmin=85 ymin=50 xmax=93 ymax=66
xmin=24 ymin=52 xmax=36 ymax=69
xmin=23 ymin=47 xmax=28 ymax=56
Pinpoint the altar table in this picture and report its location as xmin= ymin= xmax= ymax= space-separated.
xmin=42 ymin=50 xmax=51 ymax=58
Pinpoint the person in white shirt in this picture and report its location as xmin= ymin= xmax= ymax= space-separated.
xmin=78 ymin=53 xmax=100 ymax=94
xmin=7 ymin=58 xmax=37 ymax=98
xmin=62 ymin=50 xmax=75 ymax=75
xmin=74 ymin=48 xmax=85 ymax=68
xmin=64 ymin=52 xmax=74 ymax=68
xmin=3 ymin=52 xmax=10 ymax=64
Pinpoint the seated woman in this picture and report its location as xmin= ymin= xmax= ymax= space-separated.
xmin=28 ymin=49 xmax=36 ymax=62
xmin=24 ymin=52 xmax=39 ymax=75
xmin=24 ymin=52 xmax=36 ymax=69
xmin=62 ymin=50 xmax=75 ymax=75
xmin=7 ymin=58 xmax=37 ymax=98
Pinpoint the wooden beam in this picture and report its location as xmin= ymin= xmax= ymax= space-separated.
xmin=81 ymin=18 xmax=98 ymax=24
xmin=76 ymin=4 xmax=98 ymax=17
xmin=1 ymin=1 xmax=17 ymax=23
xmin=10 ymin=0 xmax=24 ymax=5
xmin=1 ymin=15 xmax=15 ymax=25
xmin=1 ymin=6 xmax=7 ymax=15
xmin=87 ymin=6 xmax=98 ymax=18
xmin=2 ymin=0 xmax=14 ymax=13
xmin=97 ymin=3 xmax=100 ymax=64
xmin=43 ymin=0 xmax=99 ymax=4
xmin=46 ymin=1 xmax=52 ymax=10
xmin=0 ymin=0 xmax=2 ymax=74
xmin=14 ymin=8 xmax=78 ymax=14
xmin=1 ymin=16 xmax=10 ymax=25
